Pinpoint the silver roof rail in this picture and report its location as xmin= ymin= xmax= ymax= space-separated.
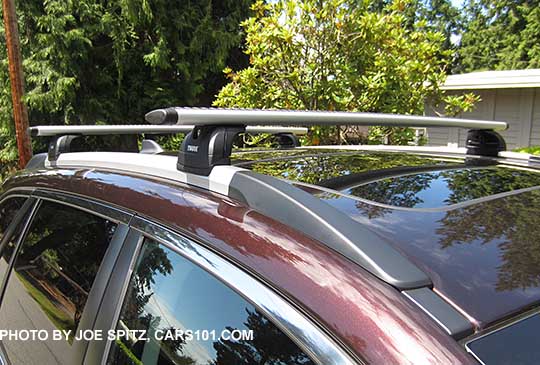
xmin=33 ymin=150 xmax=431 ymax=291
xmin=145 ymin=107 xmax=508 ymax=130
xmin=28 ymin=149 xmax=472 ymax=337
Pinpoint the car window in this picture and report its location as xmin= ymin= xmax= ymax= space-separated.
xmin=346 ymin=167 xmax=540 ymax=208
xmin=0 ymin=197 xmax=27 ymax=242
xmin=0 ymin=200 xmax=117 ymax=365
xmin=107 ymin=238 xmax=316 ymax=365
xmin=466 ymin=313 xmax=540 ymax=365
xmin=0 ymin=197 xmax=28 ymax=286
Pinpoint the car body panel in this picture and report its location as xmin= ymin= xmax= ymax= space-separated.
xmin=317 ymin=187 xmax=540 ymax=327
xmin=235 ymin=149 xmax=540 ymax=328
xmin=2 ymin=167 xmax=474 ymax=364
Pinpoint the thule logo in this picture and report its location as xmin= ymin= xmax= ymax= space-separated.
xmin=187 ymin=145 xmax=199 ymax=152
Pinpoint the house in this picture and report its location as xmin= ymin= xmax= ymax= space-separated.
xmin=425 ymin=69 xmax=540 ymax=149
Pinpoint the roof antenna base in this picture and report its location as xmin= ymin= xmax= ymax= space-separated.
xmin=466 ymin=129 xmax=506 ymax=157
xmin=177 ymin=125 xmax=245 ymax=176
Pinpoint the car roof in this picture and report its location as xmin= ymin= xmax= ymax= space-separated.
xmin=232 ymin=148 xmax=540 ymax=328
xmin=23 ymin=109 xmax=534 ymax=350
xmin=1 ymin=164 xmax=472 ymax=364
xmin=16 ymin=143 xmax=540 ymax=334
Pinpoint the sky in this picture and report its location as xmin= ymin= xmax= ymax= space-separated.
xmin=450 ymin=0 xmax=465 ymax=9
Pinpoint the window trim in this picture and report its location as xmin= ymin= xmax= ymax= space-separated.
xmin=0 ymin=188 xmax=134 ymax=364
xmin=0 ymin=195 xmax=41 ymax=365
xmin=32 ymin=189 xmax=132 ymax=225
xmin=0 ymin=196 xmax=41 ymax=305
xmin=116 ymin=215 xmax=358 ymax=365
xmin=74 ymin=223 xmax=131 ymax=363
xmin=85 ymin=228 xmax=144 ymax=365
xmin=0 ymin=194 xmax=36 ymax=254
xmin=0 ymin=188 xmax=133 ymax=225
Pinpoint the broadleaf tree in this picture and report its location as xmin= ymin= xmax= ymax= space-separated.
xmin=214 ymin=0 xmax=477 ymax=145
xmin=369 ymin=0 xmax=461 ymax=52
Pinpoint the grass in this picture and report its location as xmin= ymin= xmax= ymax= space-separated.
xmin=114 ymin=339 xmax=144 ymax=365
xmin=16 ymin=272 xmax=76 ymax=340
xmin=515 ymin=146 xmax=540 ymax=155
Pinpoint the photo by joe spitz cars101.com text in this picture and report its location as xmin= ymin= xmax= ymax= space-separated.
xmin=0 ymin=107 xmax=539 ymax=365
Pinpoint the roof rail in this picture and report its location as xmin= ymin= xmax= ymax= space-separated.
xmin=24 ymin=150 xmax=472 ymax=337
xmin=28 ymin=150 xmax=431 ymax=291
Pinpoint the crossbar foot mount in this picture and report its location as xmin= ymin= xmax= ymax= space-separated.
xmin=465 ymin=129 xmax=506 ymax=157
xmin=48 ymin=135 xmax=80 ymax=161
xmin=177 ymin=125 xmax=245 ymax=176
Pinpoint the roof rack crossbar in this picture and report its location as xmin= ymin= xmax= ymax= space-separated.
xmin=30 ymin=124 xmax=308 ymax=164
xmin=143 ymin=107 xmax=508 ymax=173
xmin=30 ymin=125 xmax=307 ymax=137
xmin=145 ymin=107 xmax=508 ymax=131
xmin=31 ymin=107 xmax=510 ymax=175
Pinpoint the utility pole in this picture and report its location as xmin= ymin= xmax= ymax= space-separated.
xmin=2 ymin=0 xmax=32 ymax=168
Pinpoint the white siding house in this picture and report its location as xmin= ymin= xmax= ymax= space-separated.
xmin=425 ymin=69 xmax=540 ymax=149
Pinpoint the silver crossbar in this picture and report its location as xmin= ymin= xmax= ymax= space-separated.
xmin=29 ymin=125 xmax=308 ymax=137
xmin=145 ymin=107 xmax=508 ymax=130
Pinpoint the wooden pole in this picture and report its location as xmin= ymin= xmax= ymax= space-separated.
xmin=2 ymin=0 xmax=32 ymax=168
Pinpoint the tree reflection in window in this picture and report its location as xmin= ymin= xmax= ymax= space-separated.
xmin=348 ymin=167 xmax=540 ymax=208
xmin=0 ymin=197 xmax=26 ymax=242
xmin=0 ymin=197 xmax=27 ymax=283
xmin=436 ymin=189 xmax=540 ymax=292
xmin=7 ymin=201 xmax=116 ymax=335
xmin=244 ymin=152 xmax=455 ymax=186
xmin=108 ymin=239 xmax=316 ymax=365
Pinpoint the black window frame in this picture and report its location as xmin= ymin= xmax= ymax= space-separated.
xmin=0 ymin=193 xmax=39 ymax=300
xmin=0 ymin=193 xmax=35 ymax=256
xmin=0 ymin=189 xmax=133 ymax=365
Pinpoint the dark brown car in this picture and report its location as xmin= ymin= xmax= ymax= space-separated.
xmin=0 ymin=109 xmax=539 ymax=365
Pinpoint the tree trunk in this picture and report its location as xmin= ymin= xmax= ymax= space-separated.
xmin=2 ymin=0 xmax=32 ymax=168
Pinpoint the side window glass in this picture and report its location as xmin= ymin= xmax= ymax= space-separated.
xmin=0 ymin=197 xmax=28 ymax=285
xmin=108 ymin=238 xmax=316 ymax=365
xmin=0 ymin=200 xmax=117 ymax=365
xmin=0 ymin=197 xmax=27 ymax=242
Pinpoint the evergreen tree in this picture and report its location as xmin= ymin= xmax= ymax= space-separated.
xmin=457 ymin=0 xmax=540 ymax=72
xmin=0 ymin=0 xmax=253 ymax=171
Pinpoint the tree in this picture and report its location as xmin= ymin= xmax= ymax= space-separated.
xmin=436 ymin=188 xmax=540 ymax=292
xmin=214 ymin=0 xmax=475 ymax=145
xmin=369 ymin=0 xmax=461 ymax=52
xmin=457 ymin=0 xmax=540 ymax=72
xmin=0 ymin=0 xmax=253 ymax=171
xmin=212 ymin=309 xmax=314 ymax=365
